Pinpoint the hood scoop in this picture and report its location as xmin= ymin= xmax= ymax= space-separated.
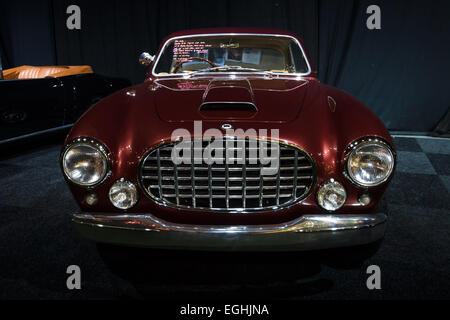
xmin=198 ymin=79 xmax=257 ymax=119
xmin=202 ymin=79 xmax=254 ymax=103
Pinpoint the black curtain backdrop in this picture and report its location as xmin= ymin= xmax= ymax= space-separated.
xmin=0 ymin=1 xmax=55 ymax=67
xmin=1 ymin=0 xmax=449 ymax=132
xmin=319 ymin=0 xmax=450 ymax=132
xmin=50 ymin=0 xmax=319 ymax=86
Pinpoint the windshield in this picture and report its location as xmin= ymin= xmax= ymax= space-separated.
xmin=153 ymin=34 xmax=310 ymax=76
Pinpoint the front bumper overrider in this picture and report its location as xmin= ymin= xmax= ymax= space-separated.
xmin=72 ymin=212 xmax=386 ymax=251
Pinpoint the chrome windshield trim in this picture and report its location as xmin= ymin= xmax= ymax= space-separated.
xmin=151 ymin=33 xmax=313 ymax=78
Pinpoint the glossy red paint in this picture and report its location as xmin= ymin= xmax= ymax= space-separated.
xmin=63 ymin=29 xmax=394 ymax=226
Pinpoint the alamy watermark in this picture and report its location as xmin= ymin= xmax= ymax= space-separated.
xmin=66 ymin=5 xmax=81 ymax=30
xmin=170 ymin=121 xmax=280 ymax=175
xmin=66 ymin=265 xmax=81 ymax=290
xmin=366 ymin=5 xmax=381 ymax=30
xmin=366 ymin=264 xmax=381 ymax=290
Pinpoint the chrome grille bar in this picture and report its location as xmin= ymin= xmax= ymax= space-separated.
xmin=259 ymin=156 xmax=264 ymax=207
xmin=208 ymin=162 xmax=213 ymax=208
xmin=225 ymin=155 xmax=229 ymax=209
xmin=148 ymin=185 xmax=307 ymax=190
xmin=191 ymin=140 xmax=196 ymax=207
xmin=156 ymin=148 xmax=163 ymax=198
xmin=293 ymin=150 xmax=298 ymax=199
xmin=141 ymin=175 xmax=313 ymax=181
xmin=276 ymin=156 xmax=281 ymax=206
xmin=174 ymin=161 xmax=179 ymax=205
xmin=242 ymin=147 xmax=247 ymax=209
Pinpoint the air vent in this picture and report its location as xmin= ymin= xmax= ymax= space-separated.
xmin=200 ymin=102 xmax=257 ymax=112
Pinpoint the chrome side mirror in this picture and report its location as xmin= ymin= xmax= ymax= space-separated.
xmin=139 ymin=52 xmax=155 ymax=66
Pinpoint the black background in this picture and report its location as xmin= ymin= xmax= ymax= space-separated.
xmin=0 ymin=0 xmax=449 ymax=132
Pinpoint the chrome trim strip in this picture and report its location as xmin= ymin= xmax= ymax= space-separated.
xmin=73 ymin=213 xmax=386 ymax=234
xmin=73 ymin=213 xmax=386 ymax=251
xmin=151 ymin=33 xmax=312 ymax=78
xmin=74 ymin=212 xmax=387 ymax=251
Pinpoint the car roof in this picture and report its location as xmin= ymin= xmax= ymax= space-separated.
xmin=164 ymin=28 xmax=302 ymax=40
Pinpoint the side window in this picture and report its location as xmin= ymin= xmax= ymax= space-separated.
xmin=155 ymin=43 xmax=174 ymax=74
xmin=289 ymin=43 xmax=308 ymax=73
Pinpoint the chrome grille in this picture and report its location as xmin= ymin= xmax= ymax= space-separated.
xmin=139 ymin=138 xmax=315 ymax=212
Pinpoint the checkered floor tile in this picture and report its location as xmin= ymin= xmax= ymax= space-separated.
xmin=392 ymin=136 xmax=450 ymax=197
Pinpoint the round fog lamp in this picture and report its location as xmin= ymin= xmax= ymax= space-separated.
xmin=359 ymin=193 xmax=371 ymax=206
xmin=317 ymin=179 xmax=347 ymax=211
xmin=109 ymin=178 xmax=138 ymax=209
xmin=85 ymin=193 xmax=98 ymax=206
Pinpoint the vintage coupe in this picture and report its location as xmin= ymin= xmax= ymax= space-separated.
xmin=61 ymin=29 xmax=395 ymax=251
xmin=0 ymin=65 xmax=130 ymax=143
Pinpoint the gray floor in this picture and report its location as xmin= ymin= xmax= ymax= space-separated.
xmin=0 ymin=136 xmax=449 ymax=299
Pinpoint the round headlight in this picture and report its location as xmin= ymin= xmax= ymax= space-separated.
xmin=109 ymin=179 xmax=138 ymax=209
xmin=347 ymin=140 xmax=394 ymax=187
xmin=62 ymin=142 xmax=108 ymax=186
xmin=317 ymin=179 xmax=347 ymax=211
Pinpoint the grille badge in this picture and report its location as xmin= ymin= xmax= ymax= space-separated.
xmin=221 ymin=123 xmax=233 ymax=130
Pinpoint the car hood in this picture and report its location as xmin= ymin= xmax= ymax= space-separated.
xmin=152 ymin=77 xmax=309 ymax=123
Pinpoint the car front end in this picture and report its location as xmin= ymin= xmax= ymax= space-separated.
xmin=60 ymin=29 xmax=395 ymax=251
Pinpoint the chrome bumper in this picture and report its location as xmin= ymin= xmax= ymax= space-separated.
xmin=72 ymin=212 xmax=387 ymax=251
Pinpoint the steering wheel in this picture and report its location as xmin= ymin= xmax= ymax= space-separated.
xmin=173 ymin=57 xmax=216 ymax=73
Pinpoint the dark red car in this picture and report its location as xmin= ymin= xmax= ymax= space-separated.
xmin=61 ymin=28 xmax=395 ymax=251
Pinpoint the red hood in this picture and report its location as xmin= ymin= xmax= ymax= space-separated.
xmin=153 ymin=77 xmax=309 ymax=123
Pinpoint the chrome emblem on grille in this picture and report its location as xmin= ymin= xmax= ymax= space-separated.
xmin=221 ymin=123 xmax=233 ymax=130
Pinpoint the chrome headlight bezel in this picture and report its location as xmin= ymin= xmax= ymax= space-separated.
xmin=344 ymin=138 xmax=395 ymax=187
xmin=61 ymin=137 xmax=110 ymax=187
